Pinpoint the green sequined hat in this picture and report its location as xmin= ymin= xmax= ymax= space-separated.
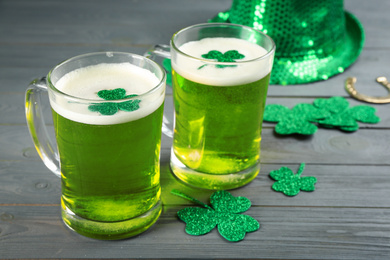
xmin=210 ymin=0 xmax=365 ymax=85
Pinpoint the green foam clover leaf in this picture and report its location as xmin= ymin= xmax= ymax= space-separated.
xmin=263 ymin=103 xmax=331 ymax=135
xmin=88 ymin=102 xmax=119 ymax=116
xmin=200 ymin=50 xmax=245 ymax=69
xmin=270 ymin=163 xmax=317 ymax=196
xmin=97 ymin=88 xmax=127 ymax=100
xmin=88 ymin=88 xmax=140 ymax=116
xmin=202 ymin=50 xmax=245 ymax=62
xmin=118 ymin=99 xmax=141 ymax=112
xmin=172 ymin=190 xmax=259 ymax=242
xmin=313 ymin=96 xmax=381 ymax=131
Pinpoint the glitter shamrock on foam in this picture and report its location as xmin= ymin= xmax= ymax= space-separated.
xmin=172 ymin=189 xmax=259 ymax=242
xmin=199 ymin=50 xmax=245 ymax=69
xmin=88 ymin=88 xmax=140 ymax=115
xmin=264 ymin=96 xmax=380 ymax=135
xmin=270 ymin=163 xmax=317 ymax=196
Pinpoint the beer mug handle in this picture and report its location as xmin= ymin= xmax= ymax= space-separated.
xmin=25 ymin=77 xmax=61 ymax=178
xmin=145 ymin=44 xmax=174 ymax=138
xmin=145 ymin=44 xmax=171 ymax=59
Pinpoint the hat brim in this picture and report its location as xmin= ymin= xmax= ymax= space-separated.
xmin=209 ymin=11 xmax=365 ymax=85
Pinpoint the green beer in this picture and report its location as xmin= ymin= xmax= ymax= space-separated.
xmin=172 ymin=71 xmax=270 ymax=174
xmin=50 ymin=61 xmax=165 ymax=239
xmin=170 ymin=35 xmax=274 ymax=189
xmin=54 ymin=106 xmax=163 ymax=222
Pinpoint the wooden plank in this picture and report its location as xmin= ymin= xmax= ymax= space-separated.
xmin=0 ymin=0 xmax=389 ymax=259
xmin=0 ymin=0 xmax=389 ymax=96
xmin=1 ymin=0 xmax=388 ymax=50
xmin=0 ymin=93 xmax=52 ymax=125
xmin=0 ymin=205 xmax=389 ymax=259
xmin=1 ymin=160 xmax=390 ymax=208
xmin=0 ymin=45 xmax=148 ymax=76
xmin=2 ymin=123 xmax=389 ymax=165
xmin=260 ymin=128 xmax=390 ymax=165
xmin=345 ymin=0 xmax=390 ymax=49
xmin=0 ymin=160 xmax=61 ymax=205
xmin=0 ymin=0 xmax=231 ymax=46
xmin=161 ymin=163 xmax=390 ymax=208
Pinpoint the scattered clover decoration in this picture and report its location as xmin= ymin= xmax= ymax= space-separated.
xmin=313 ymin=96 xmax=380 ymax=131
xmin=264 ymin=96 xmax=380 ymax=135
xmin=171 ymin=189 xmax=259 ymax=242
xmin=270 ymin=163 xmax=317 ymax=196
xmin=263 ymin=103 xmax=331 ymax=135
xmin=88 ymin=88 xmax=140 ymax=115
xmin=199 ymin=50 xmax=245 ymax=69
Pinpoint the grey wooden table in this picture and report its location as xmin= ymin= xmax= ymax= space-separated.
xmin=1 ymin=0 xmax=390 ymax=259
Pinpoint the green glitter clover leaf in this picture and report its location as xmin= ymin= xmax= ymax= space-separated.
xmin=264 ymin=96 xmax=381 ymax=135
xmin=172 ymin=189 xmax=259 ymax=242
xmin=313 ymin=96 xmax=381 ymax=131
xmin=199 ymin=50 xmax=245 ymax=69
xmin=263 ymin=103 xmax=331 ymax=135
xmin=270 ymin=163 xmax=317 ymax=196
xmin=88 ymin=88 xmax=140 ymax=116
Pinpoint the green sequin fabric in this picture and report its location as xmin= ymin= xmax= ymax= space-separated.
xmin=209 ymin=0 xmax=365 ymax=85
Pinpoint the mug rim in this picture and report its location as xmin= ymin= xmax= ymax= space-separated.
xmin=170 ymin=23 xmax=276 ymax=65
xmin=46 ymin=51 xmax=166 ymax=103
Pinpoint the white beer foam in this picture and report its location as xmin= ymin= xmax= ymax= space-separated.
xmin=51 ymin=63 xmax=165 ymax=125
xmin=172 ymin=37 xmax=273 ymax=86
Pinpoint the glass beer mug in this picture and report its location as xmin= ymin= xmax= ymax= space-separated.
xmin=25 ymin=52 xmax=166 ymax=240
xmin=148 ymin=23 xmax=275 ymax=190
